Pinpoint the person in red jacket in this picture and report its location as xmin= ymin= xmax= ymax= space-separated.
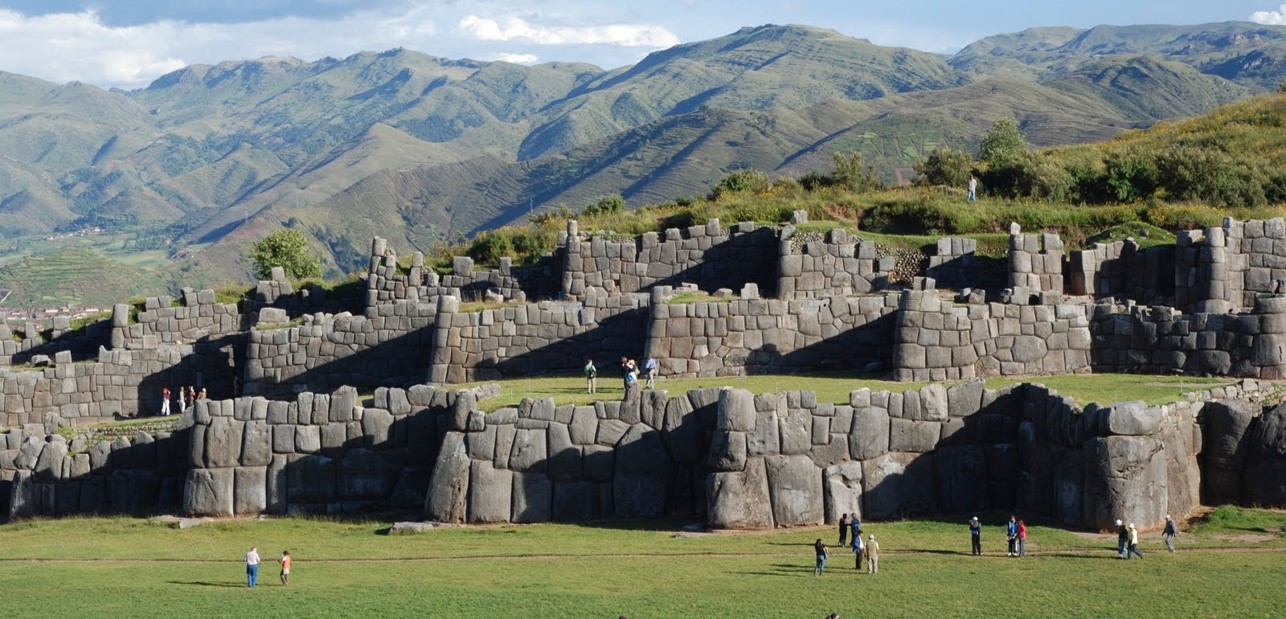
xmin=1016 ymin=520 xmax=1028 ymax=557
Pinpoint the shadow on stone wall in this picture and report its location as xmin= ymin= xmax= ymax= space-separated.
xmin=745 ymin=311 xmax=897 ymax=374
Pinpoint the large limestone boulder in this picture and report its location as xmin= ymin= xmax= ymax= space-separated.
xmin=241 ymin=421 xmax=272 ymax=467
xmin=204 ymin=418 xmax=244 ymax=468
xmin=849 ymin=406 xmax=890 ymax=460
xmin=511 ymin=472 xmax=552 ymax=523
xmin=764 ymin=454 xmax=823 ymax=526
xmin=1244 ymin=403 xmax=1286 ymax=505
xmin=662 ymin=397 xmax=705 ymax=464
xmin=708 ymin=431 xmax=748 ymax=472
xmin=933 ymin=445 xmax=988 ymax=515
xmin=823 ymin=461 xmax=863 ymax=522
xmin=508 ymin=428 xmax=548 ymax=473
xmin=862 ymin=452 xmax=936 ymax=519
xmin=338 ymin=449 xmax=397 ymax=500
xmin=706 ymin=457 xmax=774 ymax=529
xmin=425 ymin=433 xmax=470 ymax=523
xmin=467 ymin=461 xmax=514 ymax=523
xmin=552 ymin=480 xmax=599 ymax=521
xmin=614 ymin=425 xmax=674 ymax=518
xmin=183 ymin=468 xmax=233 ymax=517
xmin=1083 ymin=435 xmax=1168 ymax=530
xmin=1104 ymin=401 xmax=1162 ymax=436
xmin=1201 ymin=400 xmax=1256 ymax=504
xmin=717 ymin=388 xmax=756 ymax=432
xmin=233 ymin=467 xmax=267 ymax=515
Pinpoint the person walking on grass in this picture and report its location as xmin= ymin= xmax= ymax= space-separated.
xmin=1163 ymin=515 xmax=1177 ymax=553
xmin=1016 ymin=520 xmax=1028 ymax=557
xmin=279 ymin=550 xmax=291 ymax=586
xmin=838 ymin=513 xmax=849 ymax=548
xmin=245 ymin=546 xmax=260 ymax=587
xmin=814 ymin=539 xmax=828 ymax=576
xmin=852 ymin=534 xmax=864 ymax=571
xmin=969 ymin=516 xmax=982 ymax=555
xmin=1126 ymin=523 xmax=1144 ymax=559
xmin=1116 ymin=519 xmax=1128 ymax=559
xmin=1007 ymin=515 xmax=1018 ymax=556
xmin=866 ymin=535 xmax=879 ymax=574
xmin=851 ymin=514 xmax=861 ymax=543
xmin=967 ymin=175 xmax=978 ymax=202
xmin=584 ymin=358 xmax=597 ymax=394
xmin=643 ymin=356 xmax=658 ymax=389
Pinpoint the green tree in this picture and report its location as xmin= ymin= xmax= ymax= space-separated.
xmin=581 ymin=194 xmax=626 ymax=217
xmin=709 ymin=169 xmax=771 ymax=200
xmin=978 ymin=118 xmax=1027 ymax=166
xmin=914 ymin=148 xmax=974 ymax=187
xmin=250 ymin=228 xmax=322 ymax=280
xmin=832 ymin=151 xmax=883 ymax=193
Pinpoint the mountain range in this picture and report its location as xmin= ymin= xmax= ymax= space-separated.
xmin=0 ymin=21 xmax=1283 ymax=305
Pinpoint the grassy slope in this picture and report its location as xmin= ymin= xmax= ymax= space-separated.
xmin=0 ymin=510 xmax=1281 ymax=618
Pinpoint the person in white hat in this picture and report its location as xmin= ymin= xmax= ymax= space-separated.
xmin=1126 ymin=523 xmax=1144 ymax=559
xmin=866 ymin=534 xmax=879 ymax=574
xmin=969 ymin=516 xmax=982 ymax=555
xmin=1115 ymin=519 xmax=1127 ymax=558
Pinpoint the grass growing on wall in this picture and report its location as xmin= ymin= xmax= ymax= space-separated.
xmin=0 ymin=511 xmax=1282 ymax=618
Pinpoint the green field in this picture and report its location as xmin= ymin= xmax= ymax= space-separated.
xmin=460 ymin=372 xmax=1235 ymax=412
xmin=0 ymin=508 xmax=1282 ymax=618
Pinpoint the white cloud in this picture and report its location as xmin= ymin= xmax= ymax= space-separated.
xmin=0 ymin=7 xmax=443 ymax=88
xmin=493 ymin=52 xmax=539 ymax=64
xmin=457 ymin=14 xmax=679 ymax=47
xmin=1252 ymin=4 xmax=1286 ymax=25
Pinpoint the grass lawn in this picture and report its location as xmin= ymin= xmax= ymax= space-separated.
xmin=458 ymin=372 xmax=1234 ymax=412
xmin=0 ymin=508 xmax=1282 ymax=618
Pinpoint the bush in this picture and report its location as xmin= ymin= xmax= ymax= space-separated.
xmin=709 ymin=170 xmax=771 ymax=200
xmin=914 ymin=148 xmax=974 ymax=188
xmin=1154 ymin=146 xmax=1267 ymax=207
xmin=981 ymin=151 xmax=1074 ymax=202
xmin=582 ymin=194 xmax=626 ymax=217
xmin=1102 ymin=149 xmax=1160 ymax=203
xmin=978 ymin=118 xmax=1027 ymax=166
xmin=832 ymin=151 xmax=883 ymax=193
xmin=250 ymin=229 xmax=322 ymax=280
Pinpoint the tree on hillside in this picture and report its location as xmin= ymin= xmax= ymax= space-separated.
xmin=978 ymin=118 xmax=1027 ymax=166
xmin=250 ymin=228 xmax=322 ymax=280
xmin=581 ymin=194 xmax=626 ymax=217
xmin=831 ymin=151 xmax=883 ymax=193
xmin=915 ymin=148 xmax=974 ymax=187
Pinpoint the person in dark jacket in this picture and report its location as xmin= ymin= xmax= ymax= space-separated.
xmin=1116 ymin=519 xmax=1128 ymax=559
xmin=1163 ymin=515 xmax=1177 ymax=553
xmin=969 ymin=516 xmax=982 ymax=555
xmin=838 ymin=513 xmax=849 ymax=547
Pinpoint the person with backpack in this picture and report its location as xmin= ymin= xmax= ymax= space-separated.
xmin=583 ymin=358 xmax=597 ymax=394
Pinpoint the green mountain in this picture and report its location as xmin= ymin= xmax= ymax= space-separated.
xmin=0 ymin=22 xmax=1282 ymax=305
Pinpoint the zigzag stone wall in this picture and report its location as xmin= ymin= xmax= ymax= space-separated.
xmin=561 ymin=220 xmax=779 ymax=299
xmin=705 ymin=382 xmax=1201 ymax=531
xmin=777 ymin=227 xmax=890 ymax=299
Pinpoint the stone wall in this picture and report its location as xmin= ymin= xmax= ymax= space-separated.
xmin=428 ymin=291 xmax=649 ymax=384
xmin=1008 ymin=230 xmax=1064 ymax=296
xmin=425 ymin=388 xmax=715 ymax=524
xmin=705 ymin=383 xmax=1201 ymax=531
xmin=110 ymin=290 xmax=242 ymax=350
xmin=365 ymin=237 xmax=561 ymax=307
xmin=181 ymin=385 xmax=489 ymax=517
xmin=644 ymin=290 xmax=899 ymax=378
xmin=1067 ymin=240 xmax=1178 ymax=304
xmin=777 ymin=227 xmax=890 ymax=299
xmin=0 ymin=346 xmax=234 ymax=429
xmin=1089 ymin=296 xmax=1286 ymax=379
xmin=1 ymin=425 xmax=187 ymax=519
xmin=244 ymin=301 xmax=439 ymax=397
xmin=0 ymin=317 xmax=113 ymax=366
xmin=892 ymin=289 xmax=1092 ymax=382
xmin=927 ymin=238 xmax=978 ymax=291
xmin=561 ymin=220 xmax=779 ymax=299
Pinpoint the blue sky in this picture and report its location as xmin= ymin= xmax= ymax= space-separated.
xmin=0 ymin=0 xmax=1283 ymax=88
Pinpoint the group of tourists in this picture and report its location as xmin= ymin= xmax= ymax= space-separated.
xmin=812 ymin=512 xmax=1181 ymax=573
xmin=582 ymin=356 xmax=657 ymax=395
xmin=159 ymin=385 xmax=204 ymax=416
xmin=815 ymin=514 xmax=879 ymax=576
xmin=244 ymin=547 xmax=290 ymax=587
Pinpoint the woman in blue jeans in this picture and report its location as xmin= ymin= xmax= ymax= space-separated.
xmin=813 ymin=539 xmax=828 ymax=575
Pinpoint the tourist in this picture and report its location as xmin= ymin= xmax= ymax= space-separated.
xmin=1116 ymin=519 xmax=1128 ymax=558
xmin=813 ymin=538 xmax=828 ymax=576
xmin=967 ymin=175 xmax=978 ymax=202
xmin=1163 ymin=515 xmax=1177 ymax=553
xmin=279 ymin=550 xmax=291 ymax=586
xmin=160 ymin=386 xmax=171 ymax=416
xmin=622 ymin=364 xmax=639 ymax=402
xmin=643 ymin=356 xmax=658 ymax=388
xmin=969 ymin=516 xmax=982 ymax=555
xmin=1016 ymin=520 xmax=1028 ymax=557
xmin=850 ymin=513 xmax=861 ymax=542
xmin=621 ymin=357 xmax=638 ymax=390
xmin=1006 ymin=515 xmax=1018 ymax=556
xmin=188 ymin=385 xmax=196 ymax=404
xmin=177 ymin=386 xmax=187 ymax=415
xmin=866 ymin=535 xmax=879 ymax=574
xmin=838 ymin=513 xmax=849 ymax=547
xmin=852 ymin=534 xmax=863 ymax=570
xmin=198 ymin=387 xmax=207 ymax=400
xmin=584 ymin=358 xmax=597 ymax=394
xmin=1126 ymin=523 xmax=1144 ymax=559
xmin=245 ymin=546 xmax=260 ymax=587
